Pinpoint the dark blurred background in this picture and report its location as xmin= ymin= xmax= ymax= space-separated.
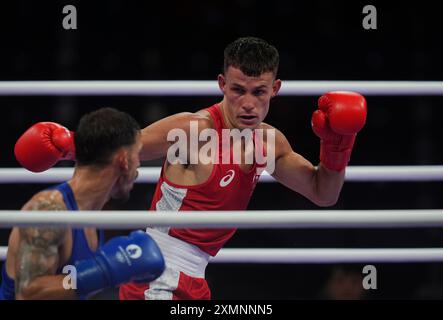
xmin=1 ymin=0 xmax=443 ymax=299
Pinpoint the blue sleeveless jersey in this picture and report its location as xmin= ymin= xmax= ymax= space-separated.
xmin=0 ymin=182 xmax=104 ymax=300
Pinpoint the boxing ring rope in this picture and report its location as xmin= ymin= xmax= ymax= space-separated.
xmin=1 ymin=247 xmax=443 ymax=263
xmin=0 ymin=247 xmax=7 ymax=261
xmin=1 ymin=210 xmax=443 ymax=263
xmin=1 ymin=166 xmax=443 ymax=183
xmin=1 ymin=210 xmax=443 ymax=229
xmin=1 ymin=81 xmax=443 ymax=96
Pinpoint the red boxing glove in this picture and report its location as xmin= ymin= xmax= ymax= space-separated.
xmin=311 ymin=91 xmax=367 ymax=171
xmin=14 ymin=122 xmax=76 ymax=172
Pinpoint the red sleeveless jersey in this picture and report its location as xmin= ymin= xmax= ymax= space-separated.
xmin=149 ymin=103 xmax=265 ymax=256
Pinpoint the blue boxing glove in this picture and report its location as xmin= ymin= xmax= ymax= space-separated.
xmin=74 ymin=230 xmax=165 ymax=298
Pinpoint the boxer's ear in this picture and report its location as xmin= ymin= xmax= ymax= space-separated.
xmin=271 ymin=79 xmax=282 ymax=98
xmin=218 ymin=74 xmax=226 ymax=94
xmin=115 ymin=149 xmax=129 ymax=171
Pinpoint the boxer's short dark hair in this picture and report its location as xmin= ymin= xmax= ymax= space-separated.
xmin=75 ymin=107 xmax=140 ymax=166
xmin=224 ymin=37 xmax=279 ymax=77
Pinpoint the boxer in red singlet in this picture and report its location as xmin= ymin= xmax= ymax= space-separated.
xmin=119 ymin=37 xmax=367 ymax=300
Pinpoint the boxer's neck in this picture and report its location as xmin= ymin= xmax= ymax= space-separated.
xmin=68 ymin=166 xmax=117 ymax=210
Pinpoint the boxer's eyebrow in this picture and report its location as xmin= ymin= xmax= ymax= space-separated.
xmin=253 ymin=85 xmax=268 ymax=90
xmin=231 ymin=84 xmax=268 ymax=90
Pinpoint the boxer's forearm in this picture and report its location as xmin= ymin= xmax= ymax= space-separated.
xmin=313 ymin=163 xmax=345 ymax=206
xmin=16 ymin=275 xmax=78 ymax=300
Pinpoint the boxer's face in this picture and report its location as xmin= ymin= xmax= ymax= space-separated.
xmin=112 ymin=133 xmax=142 ymax=201
xmin=218 ymin=66 xmax=281 ymax=129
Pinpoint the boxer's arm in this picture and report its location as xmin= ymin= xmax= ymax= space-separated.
xmin=15 ymin=225 xmax=74 ymax=300
xmin=271 ymin=129 xmax=344 ymax=207
xmin=14 ymin=195 xmax=76 ymax=300
xmin=140 ymin=112 xmax=212 ymax=161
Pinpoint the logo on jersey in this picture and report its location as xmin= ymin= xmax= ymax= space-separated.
xmin=126 ymin=244 xmax=142 ymax=259
xmin=219 ymin=169 xmax=235 ymax=187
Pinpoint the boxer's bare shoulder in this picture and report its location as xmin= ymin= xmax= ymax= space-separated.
xmin=195 ymin=109 xmax=215 ymax=130
xmin=19 ymin=190 xmax=68 ymax=248
xmin=140 ymin=111 xmax=214 ymax=161
xmin=21 ymin=190 xmax=67 ymax=211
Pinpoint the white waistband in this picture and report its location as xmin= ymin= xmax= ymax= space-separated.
xmin=146 ymin=228 xmax=210 ymax=278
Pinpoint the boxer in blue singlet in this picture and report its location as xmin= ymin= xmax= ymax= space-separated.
xmin=0 ymin=108 xmax=165 ymax=300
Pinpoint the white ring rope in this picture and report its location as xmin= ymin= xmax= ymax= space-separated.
xmin=212 ymin=248 xmax=443 ymax=263
xmin=1 ymin=166 xmax=443 ymax=184
xmin=0 ymin=247 xmax=6 ymax=261
xmin=1 ymin=81 xmax=443 ymax=96
xmin=0 ymin=210 xmax=442 ymax=229
xmin=1 ymin=247 xmax=442 ymax=263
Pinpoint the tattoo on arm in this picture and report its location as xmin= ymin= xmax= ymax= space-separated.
xmin=15 ymin=198 xmax=67 ymax=296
